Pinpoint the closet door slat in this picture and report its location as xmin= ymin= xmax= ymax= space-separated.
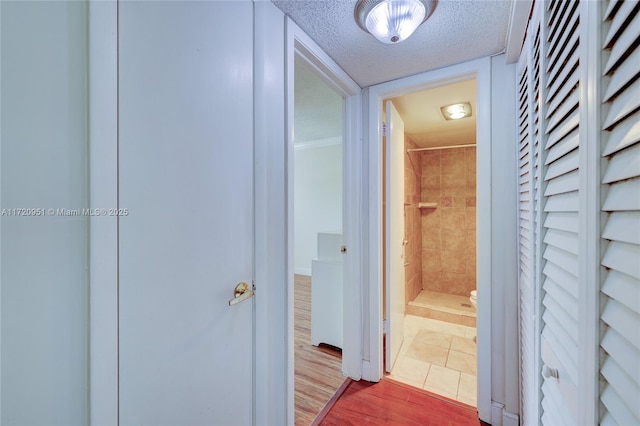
xmin=602 ymin=110 xmax=640 ymax=156
xmin=603 ymin=6 xmax=640 ymax=74
xmin=602 ymin=78 xmax=640 ymax=130
xmin=602 ymin=211 xmax=640 ymax=245
xmin=544 ymin=117 xmax=579 ymax=154
xmin=543 ymin=211 xmax=579 ymax=234
xmin=602 ymin=142 xmax=640 ymax=184
xmin=545 ymin=47 xmax=579 ymax=106
xmin=602 ymin=53 xmax=639 ymax=102
xmin=544 ymin=169 xmax=579 ymax=196
xmin=602 ymin=178 xmax=640 ymax=211
xmin=545 ymin=148 xmax=579 ymax=181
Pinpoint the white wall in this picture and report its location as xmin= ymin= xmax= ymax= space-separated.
xmin=294 ymin=140 xmax=343 ymax=275
xmin=1 ymin=1 xmax=89 ymax=424
xmin=489 ymin=54 xmax=520 ymax=426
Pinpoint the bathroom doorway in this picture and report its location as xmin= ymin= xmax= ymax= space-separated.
xmin=383 ymin=79 xmax=479 ymax=407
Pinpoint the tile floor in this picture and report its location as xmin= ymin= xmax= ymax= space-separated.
xmin=387 ymin=314 xmax=478 ymax=407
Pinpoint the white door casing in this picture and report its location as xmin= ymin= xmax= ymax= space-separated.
xmin=117 ymin=2 xmax=254 ymax=424
xmin=385 ymin=100 xmax=405 ymax=373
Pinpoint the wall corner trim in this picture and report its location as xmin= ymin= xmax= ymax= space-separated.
xmin=505 ymin=0 xmax=533 ymax=64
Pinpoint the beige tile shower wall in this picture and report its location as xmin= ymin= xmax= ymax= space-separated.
xmin=420 ymin=147 xmax=476 ymax=297
xmin=405 ymin=137 xmax=423 ymax=305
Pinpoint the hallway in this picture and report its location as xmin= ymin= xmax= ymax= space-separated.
xmin=316 ymin=377 xmax=481 ymax=425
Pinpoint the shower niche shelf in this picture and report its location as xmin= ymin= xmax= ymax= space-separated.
xmin=418 ymin=202 xmax=438 ymax=209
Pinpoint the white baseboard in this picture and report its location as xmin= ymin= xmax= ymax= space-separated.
xmin=503 ymin=411 xmax=519 ymax=426
xmin=360 ymin=360 xmax=373 ymax=382
xmin=491 ymin=402 xmax=505 ymax=426
xmin=491 ymin=401 xmax=520 ymax=426
xmin=294 ymin=267 xmax=311 ymax=276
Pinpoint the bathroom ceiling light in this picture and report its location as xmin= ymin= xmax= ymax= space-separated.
xmin=440 ymin=102 xmax=472 ymax=120
xmin=354 ymin=0 xmax=436 ymax=44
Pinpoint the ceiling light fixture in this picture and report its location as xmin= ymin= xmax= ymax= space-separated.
xmin=355 ymin=0 xmax=436 ymax=44
xmin=440 ymin=102 xmax=472 ymax=120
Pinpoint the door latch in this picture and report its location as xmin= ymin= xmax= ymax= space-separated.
xmin=228 ymin=282 xmax=255 ymax=306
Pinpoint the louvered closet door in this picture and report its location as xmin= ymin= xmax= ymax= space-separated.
xmin=539 ymin=0 xmax=581 ymax=424
xmin=517 ymin=44 xmax=534 ymax=426
xmin=518 ymin=46 xmax=535 ymax=424
xmin=599 ymin=1 xmax=640 ymax=424
xmin=517 ymin=22 xmax=542 ymax=425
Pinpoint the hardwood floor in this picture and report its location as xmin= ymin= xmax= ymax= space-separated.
xmin=295 ymin=275 xmax=481 ymax=425
xmin=316 ymin=378 xmax=483 ymax=426
xmin=295 ymin=274 xmax=345 ymax=426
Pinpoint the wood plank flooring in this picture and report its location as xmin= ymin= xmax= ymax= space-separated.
xmin=295 ymin=274 xmax=345 ymax=426
xmin=316 ymin=378 xmax=483 ymax=426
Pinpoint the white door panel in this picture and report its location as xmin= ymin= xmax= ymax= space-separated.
xmin=385 ymin=100 xmax=405 ymax=373
xmin=118 ymin=2 xmax=254 ymax=424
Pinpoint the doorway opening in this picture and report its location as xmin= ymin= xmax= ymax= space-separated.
xmin=383 ymin=79 xmax=478 ymax=407
xmin=292 ymin=55 xmax=345 ymax=425
xmin=285 ymin=19 xmax=362 ymax=425
xmin=365 ymin=58 xmax=492 ymax=419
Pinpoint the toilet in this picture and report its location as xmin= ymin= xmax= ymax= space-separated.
xmin=470 ymin=290 xmax=477 ymax=343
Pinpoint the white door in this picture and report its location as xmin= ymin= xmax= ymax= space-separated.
xmin=385 ymin=100 xmax=406 ymax=372
xmin=117 ymin=2 xmax=254 ymax=424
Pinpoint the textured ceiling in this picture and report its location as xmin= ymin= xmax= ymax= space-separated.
xmin=285 ymin=0 xmax=514 ymax=149
xmin=273 ymin=0 xmax=514 ymax=87
xmin=294 ymin=65 xmax=478 ymax=149
xmin=392 ymin=78 xmax=477 ymax=148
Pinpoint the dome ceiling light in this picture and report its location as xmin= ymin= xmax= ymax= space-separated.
xmin=354 ymin=0 xmax=436 ymax=44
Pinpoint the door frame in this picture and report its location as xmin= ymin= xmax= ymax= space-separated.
xmin=364 ymin=57 xmax=492 ymax=420
xmin=284 ymin=16 xmax=363 ymax=421
xmin=384 ymin=100 xmax=406 ymax=373
xmin=88 ymin=1 xmax=118 ymax=422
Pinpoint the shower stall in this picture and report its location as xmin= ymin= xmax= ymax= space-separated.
xmin=404 ymin=143 xmax=477 ymax=327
